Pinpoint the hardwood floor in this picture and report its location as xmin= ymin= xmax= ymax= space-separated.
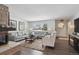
xmin=43 ymin=39 xmax=78 ymax=55
xmin=15 ymin=39 xmax=79 ymax=55
xmin=16 ymin=48 xmax=43 ymax=55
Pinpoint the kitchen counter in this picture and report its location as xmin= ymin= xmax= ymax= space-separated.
xmin=0 ymin=40 xmax=25 ymax=55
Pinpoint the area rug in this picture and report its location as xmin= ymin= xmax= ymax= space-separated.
xmin=24 ymin=39 xmax=45 ymax=51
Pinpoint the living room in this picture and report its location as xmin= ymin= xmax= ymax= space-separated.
xmin=0 ymin=4 xmax=79 ymax=55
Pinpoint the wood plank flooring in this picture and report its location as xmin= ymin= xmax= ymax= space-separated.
xmin=15 ymin=39 xmax=79 ymax=55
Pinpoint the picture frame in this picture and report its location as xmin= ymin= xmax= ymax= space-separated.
xmin=10 ymin=20 xmax=17 ymax=29
xmin=18 ymin=21 xmax=25 ymax=31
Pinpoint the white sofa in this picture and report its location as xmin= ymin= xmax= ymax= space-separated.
xmin=42 ymin=31 xmax=56 ymax=48
xmin=8 ymin=31 xmax=28 ymax=42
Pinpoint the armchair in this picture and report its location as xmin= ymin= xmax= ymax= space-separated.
xmin=42 ymin=31 xmax=56 ymax=48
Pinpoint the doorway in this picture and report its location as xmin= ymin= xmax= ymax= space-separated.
xmin=55 ymin=20 xmax=68 ymax=40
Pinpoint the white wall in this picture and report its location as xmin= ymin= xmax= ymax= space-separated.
xmin=68 ymin=20 xmax=74 ymax=34
xmin=29 ymin=19 xmax=55 ymax=32
xmin=55 ymin=20 xmax=68 ymax=37
xmin=72 ymin=12 xmax=79 ymax=20
xmin=8 ymin=16 xmax=29 ymax=34
xmin=67 ymin=12 xmax=79 ymax=34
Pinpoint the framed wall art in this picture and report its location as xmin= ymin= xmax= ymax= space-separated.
xmin=18 ymin=21 xmax=25 ymax=31
xmin=10 ymin=20 xmax=17 ymax=29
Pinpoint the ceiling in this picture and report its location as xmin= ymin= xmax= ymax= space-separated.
xmin=6 ymin=4 xmax=79 ymax=21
